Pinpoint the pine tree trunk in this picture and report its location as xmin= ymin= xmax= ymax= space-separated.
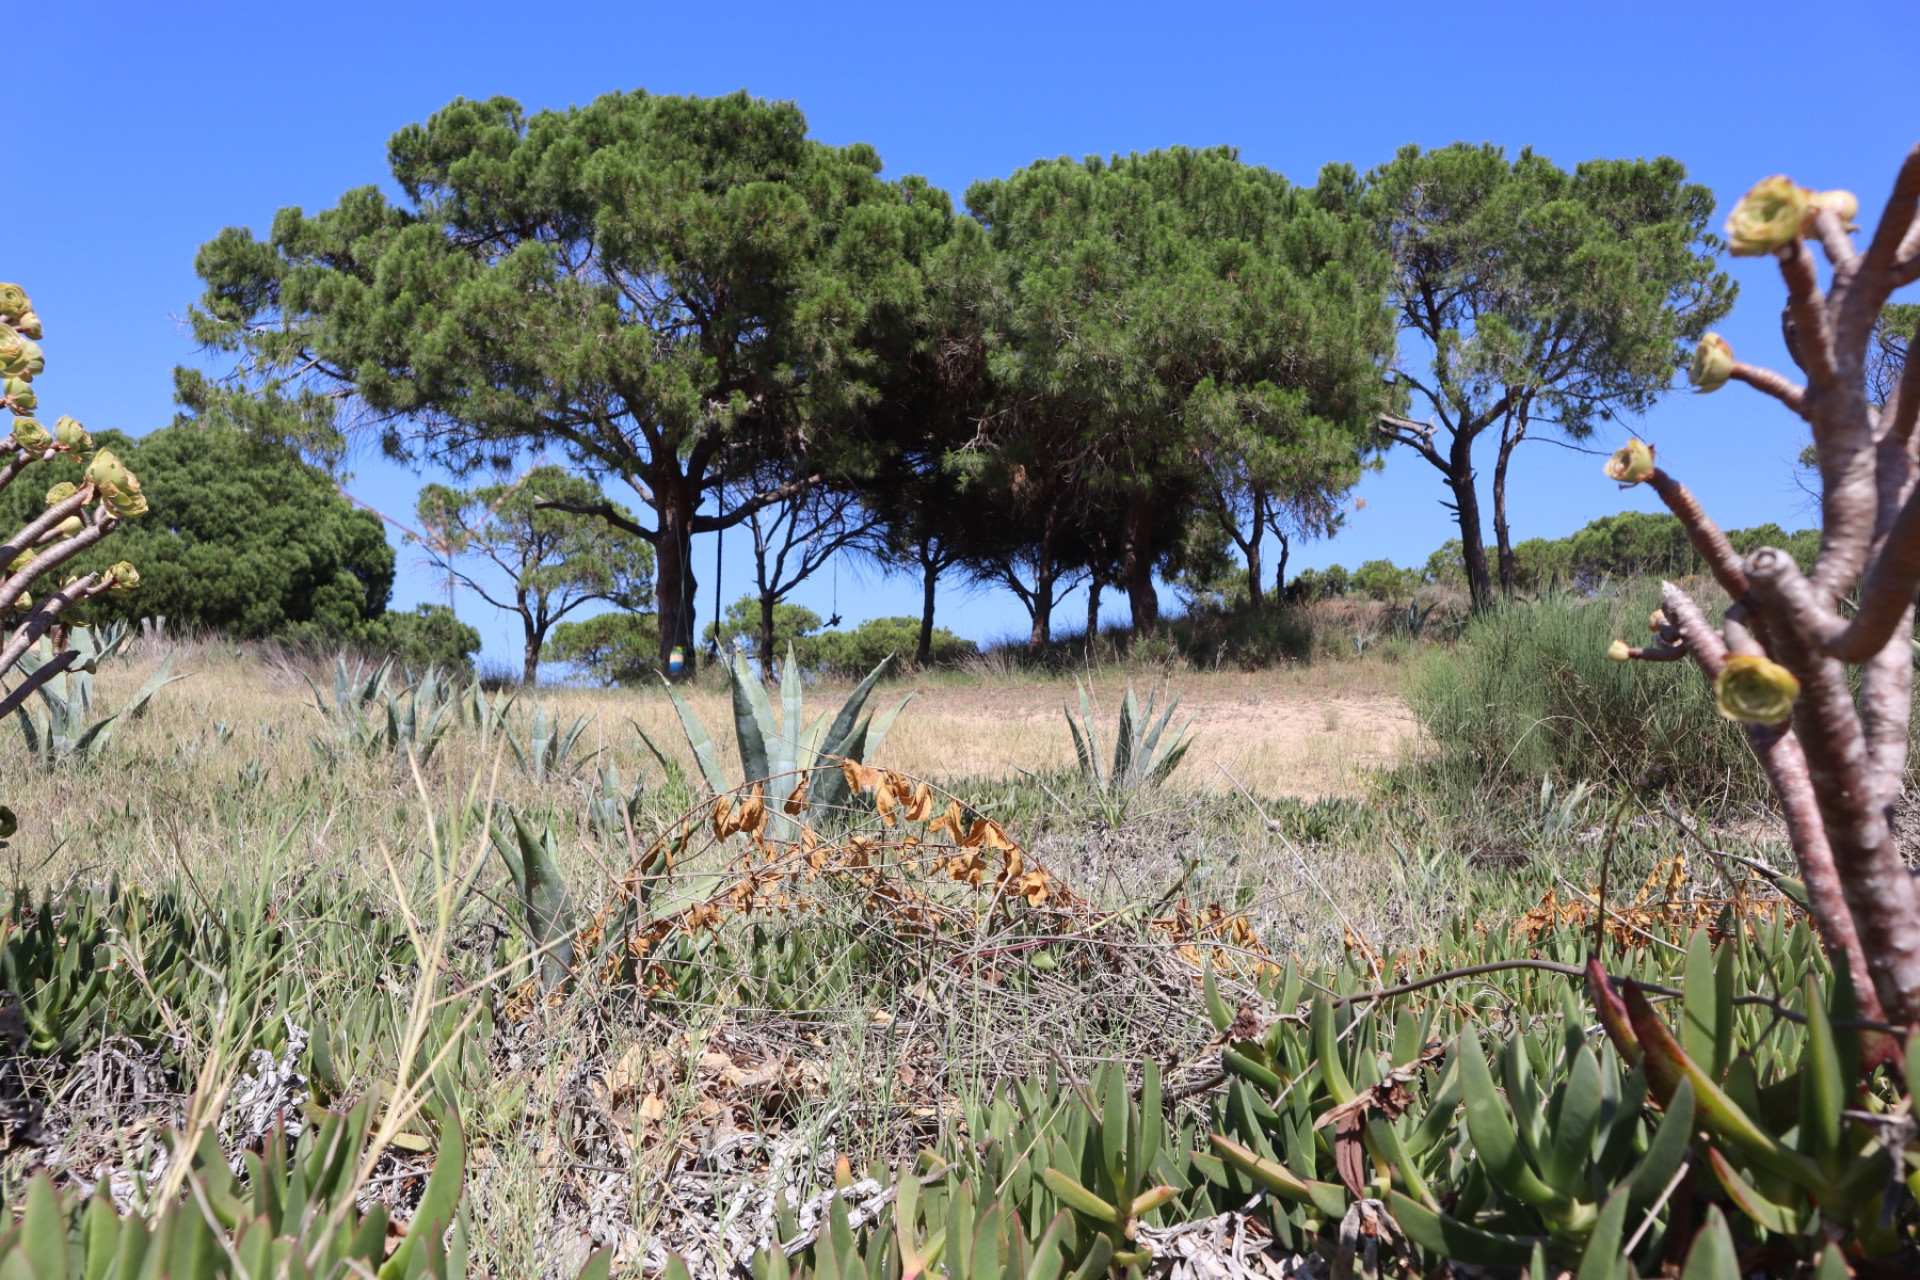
xmin=1121 ymin=498 xmax=1159 ymax=629
xmin=917 ymin=553 xmax=938 ymax=668
xmin=758 ymin=591 xmax=777 ymax=680
xmin=654 ymin=477 xmax=699 ymax=677
xmin=1493 ymin=410 xmax=1526 ymax=598
xmin=1274 ymin=530 xmax=1289 ymax=600
xmin=520 ymin=596 xmax=540 ymax=687
xmin=1244 ymin=488 xmax=1266 ymax=612
xmin=1452 ymin=474 xmax=1494 ymax=612
xmin=1086 ymin=576 xmax=1103 ymax=644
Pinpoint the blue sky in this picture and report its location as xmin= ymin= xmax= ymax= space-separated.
xmin=16 ymin=0 xmax=1920 ymax=669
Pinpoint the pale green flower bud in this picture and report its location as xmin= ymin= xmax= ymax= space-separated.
xmin=52 ymin=516 xmax=81 ymax=536
xmin=2 ymin=377 xmax=35 ymax=414
xmin=106 ymin=561 xmax=139 ymax=594
xmin=12 ymin=313 xmax=40 ymax=342
xmin=1688 ymin=334 xmax=1734 ymax=393
xmin=15 ymin=339 xmax=41 ymax=379
xmin=11 ymin=417 xmax=50 ymax=452
xmin=53 ymin=416 xmax=90 ymax=451
xmin=1603 ymin=438 xmax=1656 ymax=486
xmin=0 ymin=329 xmax=24 ymax=376
xmin=10 ymin=592 xmax=28 ymax=613
xmin=6 ymin=551 xmax=31 ymax=574
xmin=99 ymin=474 xmax=147 ymax=519
xmin=1606 ymin=639 xmax=1632 ymax=663
xmin=43 ymin=481 xmax=76 ymax=506
xmin=0 ymin=284 xmax=28 ymax=321
xmin=84 ymin=449 xmax=128 ymax=491
xmin=1725 ymin=176 xmax=1810 ymax=256
xmin=1716 ymin=655 xmax=1799 ymax=725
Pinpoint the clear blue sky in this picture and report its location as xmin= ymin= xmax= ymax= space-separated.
xmin=17 ymin=0 xmax=1920 ymax=670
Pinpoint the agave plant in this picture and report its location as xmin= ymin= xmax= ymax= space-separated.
xmin=489 ymin=810 xmax=577 ymax=994
xmin=1062 ymin=680 xmax=1191 ymax=824
xmin=304 ymin=655 xmax=458 ymax=766
xmin=507 ymin=703 xmax=596 ymax=783
xmin=12 ymin=625 xmax=182 ymax=768
xmin=656 ymin=644 xmax=911 ymax=835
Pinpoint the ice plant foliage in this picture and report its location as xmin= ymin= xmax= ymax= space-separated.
xmin=1603 ymin=147 xmax=1920 ymax=1033
xmin=0 ymin=283 xmax=146 ymax=719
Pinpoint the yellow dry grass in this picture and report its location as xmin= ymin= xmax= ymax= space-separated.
xmin=0 ymin=642 xmax=1416 ymax=876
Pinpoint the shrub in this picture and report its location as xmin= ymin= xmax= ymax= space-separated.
xmin=364 ymin=603 xmax=483 ymax=672
xmin=1411 ymin=587 xmax=1762 ymax=803
xmin=803 ymin=615 xmax=976 ymax=674
xmin=545 ymin=609 xmax=660 ymax=684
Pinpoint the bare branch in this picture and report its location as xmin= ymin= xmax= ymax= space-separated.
xmin=1810 ymin=207 xmax=1858 ymax=270
xmin=1778 ymin=240 xmax=1838 ymax=389
xmin=1659 ymin=581 xmax=1886 ymax=1024
xmin=0 ymin=515 xmax=114 ymax=619
xmin=535 ymin=498 xmax=657 ymax=543
xmin=1727 ymin=363 xmax=1806 ymax=416
xmin=1863 ymin=142 xmax=1920 ymax=274
xmin=1643 ymin=468 xmax=1749 ymax=601
xmin=1618 ymin=644 xmax=1686 ymax=663
xmin=0 ymin=648 xmax=78 ymax=721
xmin=1741 ymin=569 xmax=1920 ymax=1024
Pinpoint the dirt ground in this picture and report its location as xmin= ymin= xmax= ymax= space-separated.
xmin=875 ymin=666 xmax=1417 ymax=799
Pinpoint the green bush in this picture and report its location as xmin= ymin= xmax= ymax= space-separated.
xmin=803 ymin=615 xmax=976 ymax=674
xmin=1410 ymin=587 xmax=1762 ymax=803
xmin=544 ymin=609 xmax=660 ymax=684
xmin=362 ymin=603 xmax=483 ymax=673
xmin=0 ymin=424 xmax=397 ymax=638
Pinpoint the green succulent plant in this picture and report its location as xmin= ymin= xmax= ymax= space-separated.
xmin=655 ymin=644 xmax=910 ymax=834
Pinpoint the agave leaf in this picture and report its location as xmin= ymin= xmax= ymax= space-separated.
xmin=124 ymin=653 xmax=188 ymax=719
xmin=664 ymin=682 xmax=729 ymax=794
xmin=1076 ymin=682 xmax=1105 ymax=791
xmin=864 ymin=693 xmax=914 ymax=762
xmin=778 ymin=644 xmax=802 ymax=781
xmin=1113 ymin=685 xmax=1139 ymax=788
xmin=1143 ymin=729 xmax=1193 ymax=787
xmin=818 ymin=655 xmax=892 ymax=762
xmin=730 ymin=649 xmax=777 ymax=786
xmin=1136 ymin=689 xmax=1182 ymax=771
xmin=1065 ymin=704 xmax=1094 ymax=780
xmin=1064 ymin=1233 xmax=1112 ymax=1280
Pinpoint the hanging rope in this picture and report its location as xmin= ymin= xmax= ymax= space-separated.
xmin=708 ymin=485 xmax=725 ymax=659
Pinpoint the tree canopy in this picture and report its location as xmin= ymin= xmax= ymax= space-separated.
xmin=1356 ymin=144 xmax=1735 ymax=608
xmin=415 ymin=466 xmax=653 ymax=684
xmin=0 ymin=422 xmax=395 ymax=639
xmin=190 ymin=88 xmax=959 ymax=671
xmin=958 ymin=147 xmax=1395 ymax=632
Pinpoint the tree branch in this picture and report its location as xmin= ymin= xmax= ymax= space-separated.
xmin=536 ymin=499 xmax=657 ymax=542
xmin=1659 ymin=581 xmax=1885 ymax=1025
xmin=1740 ymin=567 xmax=1920 ymax=1024
xmin=1778 ymin=240 xmax=1838 ymax=389
xmin=1642 ymin=468 xmax=1750 ymax=601
xmin=0 ymin=648 xmax=78 ymax=721
xmin=1728 ymin=364 xmax=1806 ymax=416
xmin=1810 ymin=208 xmax=1858 ymax=270
xmin=688 ymin=473 xmax=823 ymax=535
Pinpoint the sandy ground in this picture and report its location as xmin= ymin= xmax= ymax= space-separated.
xmin=878 ymin=669 xmax=1417 ymax=799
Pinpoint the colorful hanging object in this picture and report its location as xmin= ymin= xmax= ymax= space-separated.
xmin=667 ymin=645 xmax=686 ymax=677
